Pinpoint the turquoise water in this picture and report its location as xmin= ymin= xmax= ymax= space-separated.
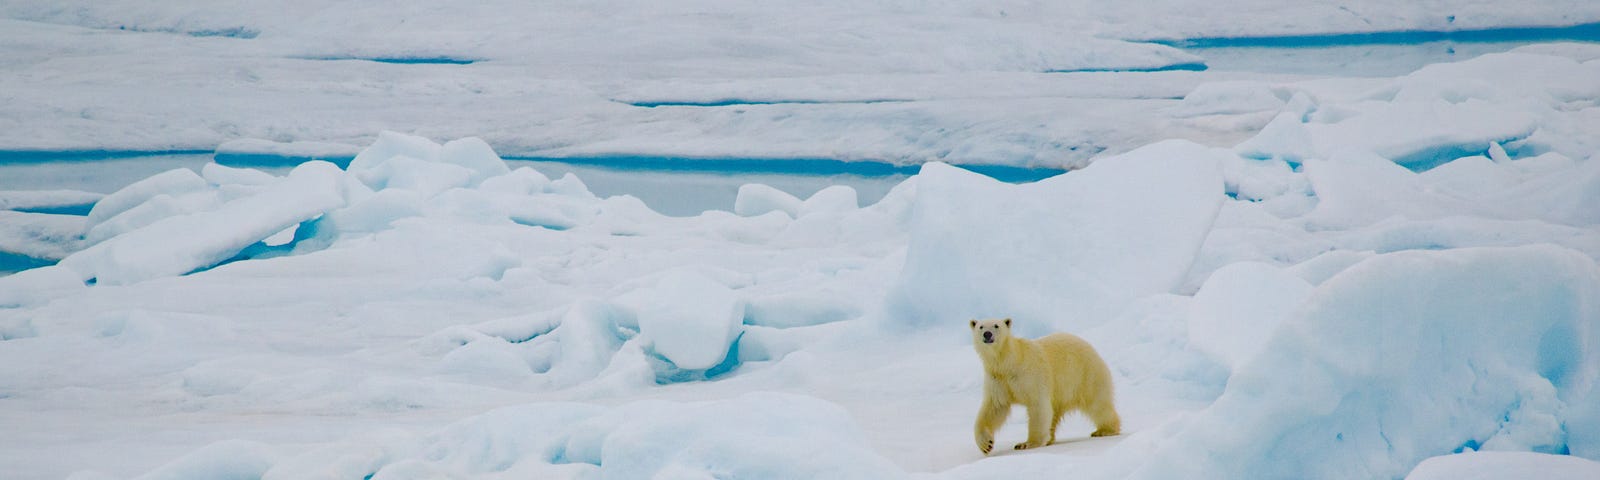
xmin=1177 ymin=22 xmax=1600 ymax=76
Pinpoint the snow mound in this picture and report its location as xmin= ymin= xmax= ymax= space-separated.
xmin=131 ymin=439 xmax=278 ymax=480
xmin=887 ymin=140 xmax=1226 ymax=333
xmin=1406 ymin=451 xmax=1600 ymax=480
xmin=1187 ymin=261 xmax=1313 ymax=371
xmin=314 ymin=393 xmax=902 ymax=480
xmin=1134 ymin=245 xmax=1600 ymax=479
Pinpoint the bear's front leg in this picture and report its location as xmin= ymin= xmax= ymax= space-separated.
xmin=1014 ymin=400 xmax=1052 ymax=450
xmin=974 ymin=399 xmax=1009 ymax=454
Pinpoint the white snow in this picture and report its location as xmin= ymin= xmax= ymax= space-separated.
xmin=0 ymin=211 xmax=87 ymax=261
xmin=735 ymin=183 xmax=805 ymax=218
xmin=887 ymin=140 xmax=1226 ymax=334
xmin=59 ymin=161 xmax=348 ymax=285
xmin=1132 ymin=245 xmax=1600 ymax=479
xmin=1406 ymin=451 xmax=1600 ymax=480
xmin=215 ymin=138 xmax=361 ymax=162
xmin=617 ymin=270 xmax=746 ymax=372
xmin=4 ymin=2 xmax=1600 ymax=480
xmin=83 ymin=168 xmax=210 ymax=234
xmin=0 ymin=189 xmax=102 ymax=212
xmin=1187 ymin=261 xmax=1313 ymax=370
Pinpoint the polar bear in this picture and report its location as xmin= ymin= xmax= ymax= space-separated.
xmin=971 ymin=318 xmax=1120 ymax=453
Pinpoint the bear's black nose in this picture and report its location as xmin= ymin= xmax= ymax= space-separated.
xmin=983 ymin=331 xmax=994 ymax=343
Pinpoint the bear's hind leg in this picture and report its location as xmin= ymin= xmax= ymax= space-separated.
xmin=1087 ymin=399 xmax=1121 ymax=437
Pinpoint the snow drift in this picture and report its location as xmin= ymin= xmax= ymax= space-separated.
xmin=887 ymin=140 xmax=1227 ymax=334
xmin=1134 ymin=245 xmax=1600 ymax=479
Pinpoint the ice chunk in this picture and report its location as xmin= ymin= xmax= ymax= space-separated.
xmin=735 ymin=183 xmax=802 ymax=218
xmin=1301 ymin=151 xmax=1472 ymax=229
xmin=547 ymin=173 xmax=596 ymax=199
xmin=1236 ymin=111 xmax=1315 ymax=162
xmin=478 ymin=167 xmax=552 ymax=195
xmin=887 ymin=140 xmax=1225 ymax=333
xmin=0 ymin=189 xmax=102 ymax=214
xmin=59 ymin=162 xmax=348 ymax=285
xmin=1133 ymin=245 xmax=1600 ymax=479
xmin=321 ymin=189 xmax=425 ymax=235
xmin=1315 ymin=99 xmax=1536 ymax=170
xmin=1406 ymin=451 xmax=1600 ymax=480
xmin=800 ymin=185 xmax=859 ymax=215
xmin=200 ymin=163 xmax=278 ymax=186
xmin=1177 ymin=82 xmax=1288 ymax=117
xmin=348 ymin=154 xmax=469 ymax=198
xmin=541 ymin=300 xmax=626 ymax=387
xmin=617 ymin=270 xmax=744 ymax=371
xmin=347 ymin=132 xmax=511 ymax=193
xmin=1188 ymin=261 xmax=1313 ymax=370
xmin=0 ymin=211 xmax=87 ymax=260
xmin=347 ymin=131 xmax=442 ymax=179
xmin=84 ymin=190 xmax=222 ymax=245
xmin=1219 ymin=154 xmax=1303 ymax=201
xmin=439 ymin=137 xmax=511 ymax=185
xmin=84 ymin=168 xmax=208 ymax=231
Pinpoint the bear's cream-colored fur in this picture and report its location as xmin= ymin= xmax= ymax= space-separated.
xmin=971 ymin=318 xmax=1120 ymax=454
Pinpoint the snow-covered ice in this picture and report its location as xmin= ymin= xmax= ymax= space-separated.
xmin=4 ymin=2 xmax=1600 ymax=480
xmin=1406 ymin=451 xmax=1600 ymax=480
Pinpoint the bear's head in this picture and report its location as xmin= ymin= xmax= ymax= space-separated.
xmin=970 ymin=318 xmax=1012 ymax=346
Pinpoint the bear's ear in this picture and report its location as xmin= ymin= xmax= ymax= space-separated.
xmin=970 ymin=319 xmax=977 ymax=329
xmin=1004 ymin=318 xmax=1011 ymax=327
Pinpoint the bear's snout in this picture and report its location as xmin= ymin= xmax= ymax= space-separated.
xmin=983 ymin=331 xmax=994 ymax=343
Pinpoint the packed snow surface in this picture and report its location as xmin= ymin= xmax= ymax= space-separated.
xmin=3 ymin=2 xmax=1600 ymax=480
